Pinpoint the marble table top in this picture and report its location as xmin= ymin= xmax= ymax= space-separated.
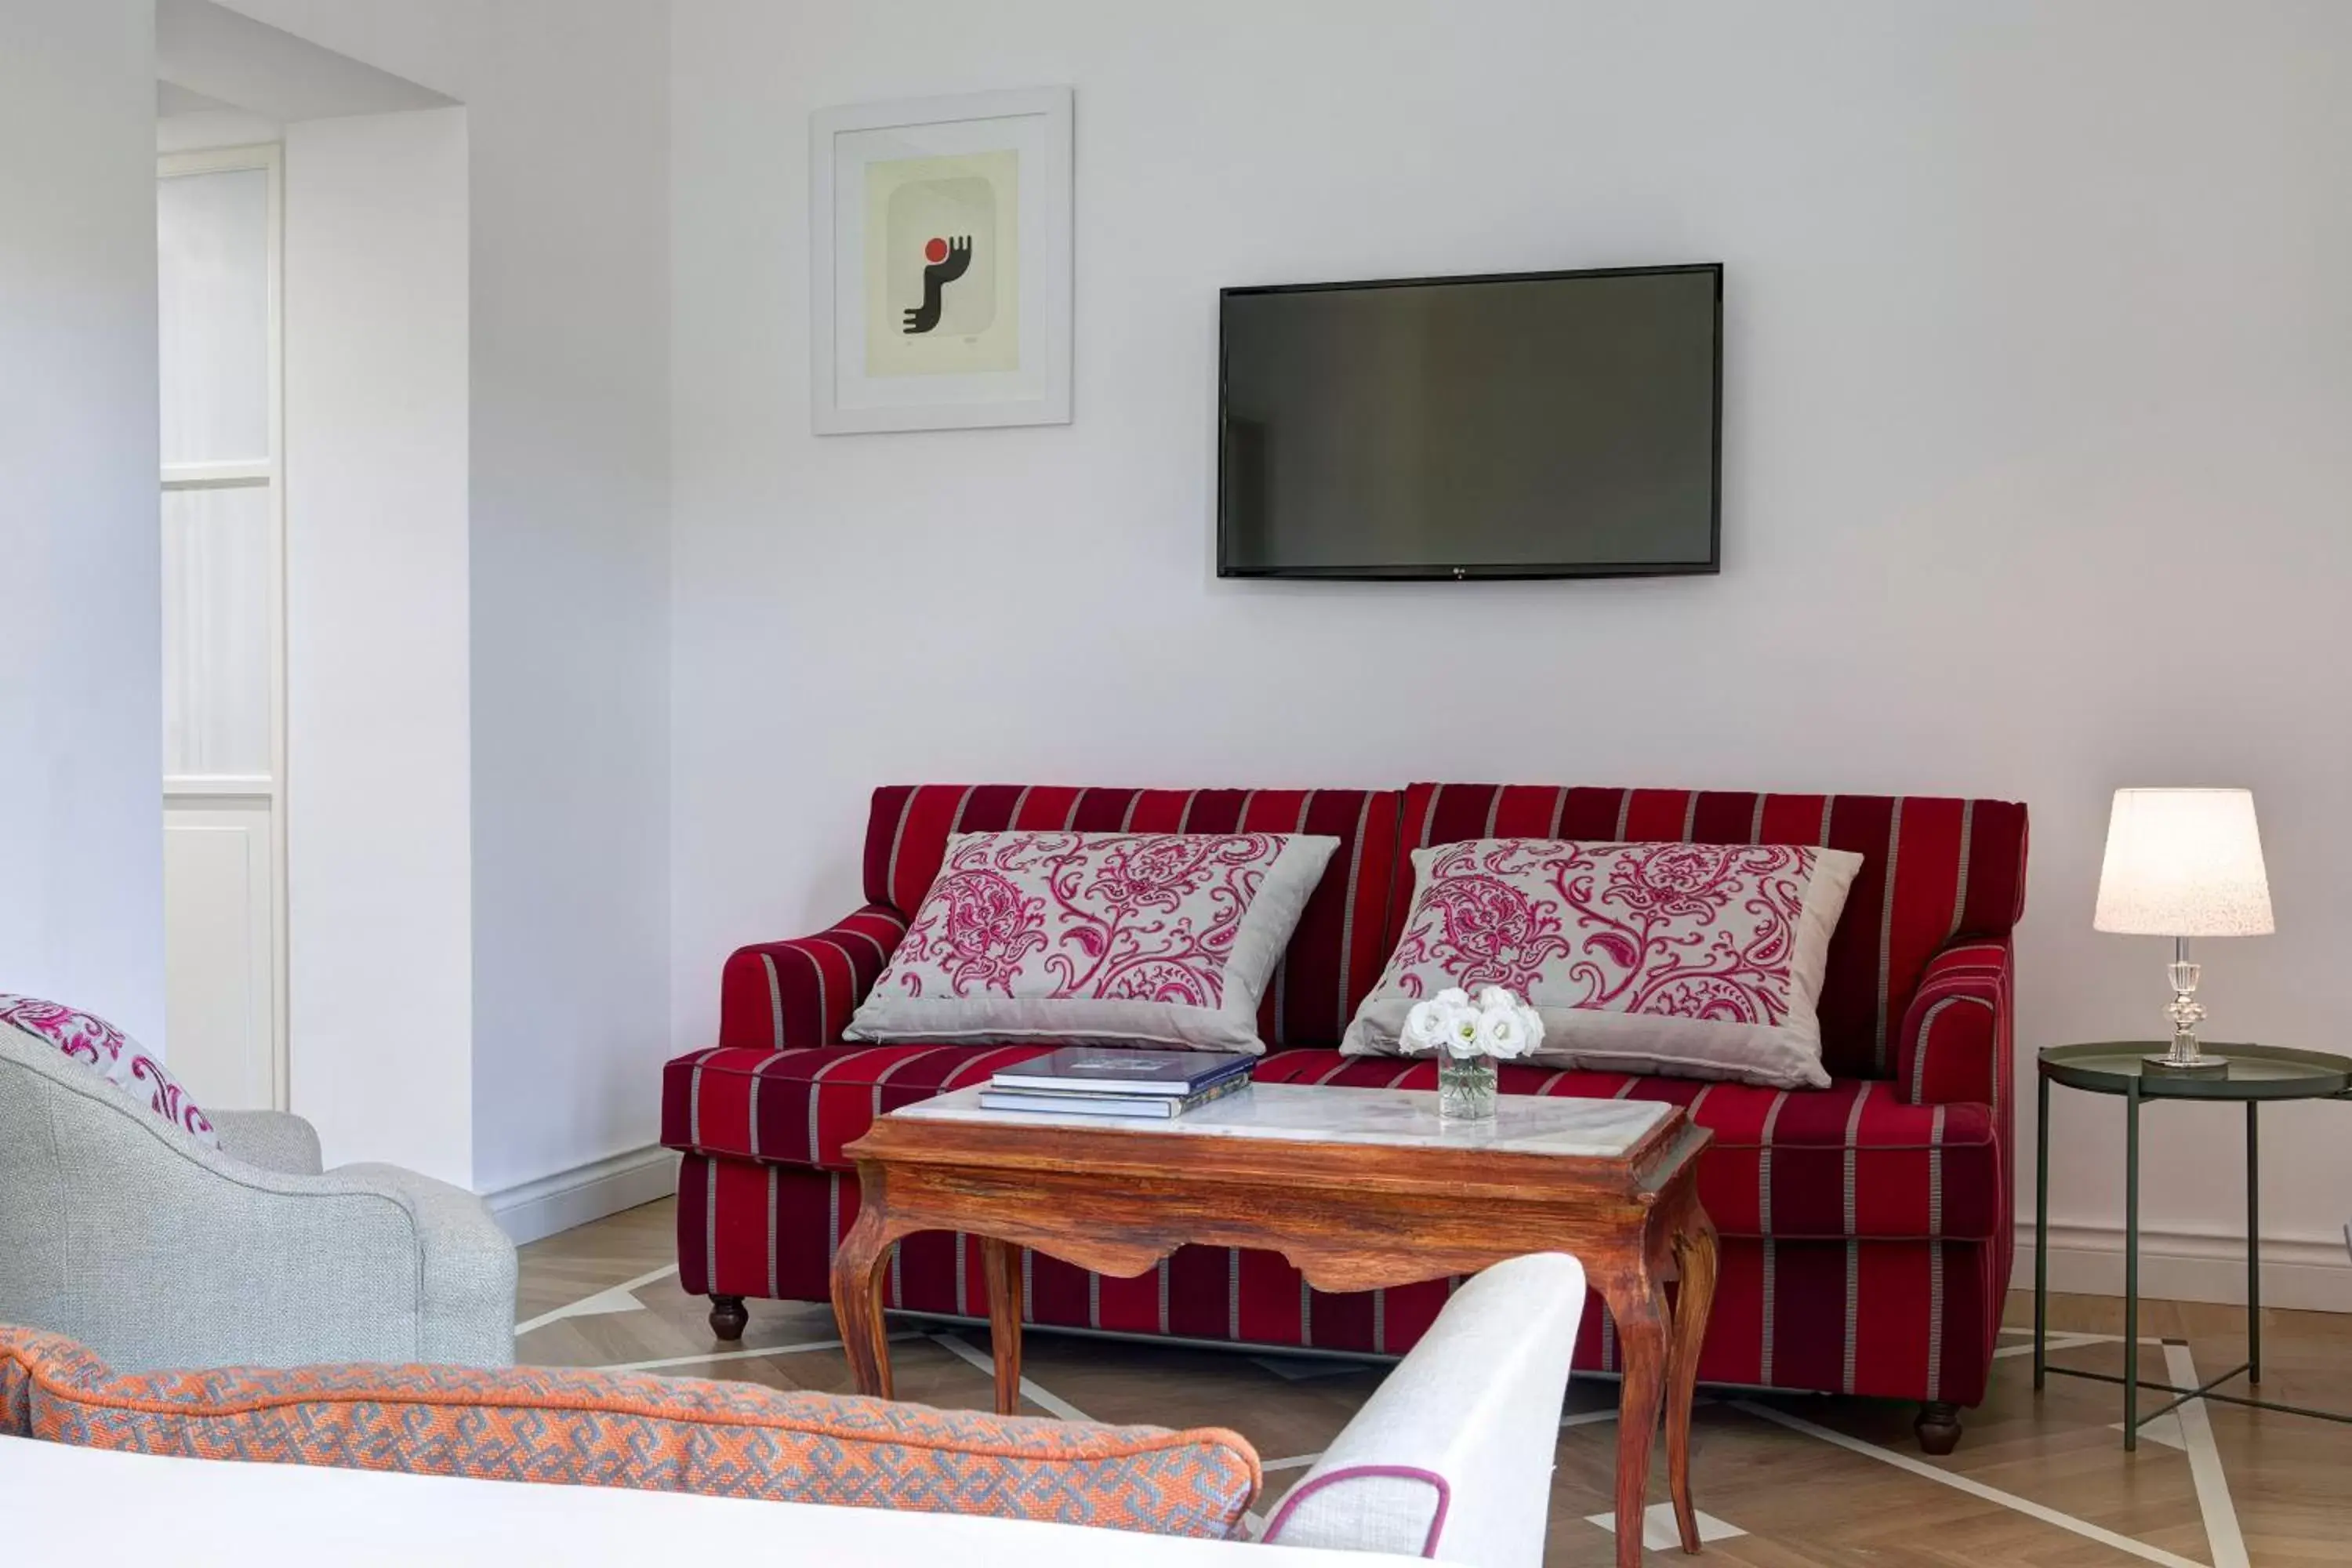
xmin=893 ymin=1081 xmax=1670 ymax=1160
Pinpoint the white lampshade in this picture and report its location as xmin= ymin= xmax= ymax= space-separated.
xmin=2093 ymin=788 xmax=2275 ymax=937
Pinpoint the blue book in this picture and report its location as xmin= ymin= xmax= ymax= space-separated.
xmin=978 ymin=1076 xmax=1254 ymax=1120
xmin=989 ymin=1047 xmax=1254 ymax=1098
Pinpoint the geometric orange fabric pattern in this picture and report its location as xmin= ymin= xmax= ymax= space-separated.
xmin=0 ymin=1328 xmax=1261 ymax=1539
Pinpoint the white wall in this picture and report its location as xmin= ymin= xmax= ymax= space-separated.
xmin=285 ymin=107 xmax=474 ymax=1185
xmin=452 ymin=4 xmax=673 ymax=1208
xmin=669 ymin=0 xmax=2352 ymax=1304
xmin=0 ymin=1 xmax=166 ymax=1044
xmin=216 ymin=0 xmax=672 ymax=1213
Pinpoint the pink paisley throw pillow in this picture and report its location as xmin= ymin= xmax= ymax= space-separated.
xmin=0 ymin=994 xmax=220 ymax=1148
xmin=847 ymin=831 xmax=1341 ymax=1054
xmin=1341 ymin=839 xmax=1864 ymax=1088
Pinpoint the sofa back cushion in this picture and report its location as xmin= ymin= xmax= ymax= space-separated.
xmin=1396 ymin=786 xmax=2027 ymax=1082
xmin=847 ymin=830 xmax=1339 ymax=1054
xmin=865 ymin=786 xmax=1400 ymax=1048
xmin=0 ymin=1327 xmax=1261 ymax=1540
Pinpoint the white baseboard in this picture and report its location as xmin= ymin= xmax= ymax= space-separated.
xmin=2020 ymin=1220 xmax=2352 ymax=1313
xmin=485 ymin=1145 xmax=679 ymax=1246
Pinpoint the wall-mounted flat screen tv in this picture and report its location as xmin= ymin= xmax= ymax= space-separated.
xmin=1218 ymin=263 xmax=1722 ymax=579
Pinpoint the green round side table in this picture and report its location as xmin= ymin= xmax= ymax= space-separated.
xmin=2034 ymin=1040 xmax=2352 ymax=1448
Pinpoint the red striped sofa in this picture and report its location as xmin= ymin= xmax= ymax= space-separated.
xmin=661 ymin=782 xmax=2027 ymax=1452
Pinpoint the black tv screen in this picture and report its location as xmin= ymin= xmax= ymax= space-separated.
xmin=1218 ymin=264 xmax=1722 ymax=579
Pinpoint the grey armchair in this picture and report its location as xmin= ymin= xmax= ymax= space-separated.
xmin=0 ymin=1022 xmax=515 ymax=1372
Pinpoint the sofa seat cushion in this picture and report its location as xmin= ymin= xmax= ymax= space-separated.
xmin=663 ymin=1042 xmax=1062 ymax=1171
xmin=1254 ymin=1052 xmax=2000 ymax=1242
xmin=666 ymin=1044 xmax=1995 ymax=1242
xmin=0 ymin=1327 xmax=1261 ymax=1540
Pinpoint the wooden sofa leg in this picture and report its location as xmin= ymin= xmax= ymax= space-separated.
xmin=708 ymin=1294 xmax=749 ymax=1342
xmin=1915 ymin=1400 xmax=1963 ymax=1455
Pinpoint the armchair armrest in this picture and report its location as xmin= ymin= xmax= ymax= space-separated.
xmin=1896 ymin=938 xmax=2013 ymax=1109
xmin=714 ymin=904 xmax=909 ymax=1051
xmin=331 ymin=1163 xmax=519 ymax=1368
xmin=0 ymin=1053 xmax=515 ymax=1374
xmin=209 ymin=1109 xmax=324 ymax=1176
xmin=1261 ymin=1252 xmax=1585 ymax=1566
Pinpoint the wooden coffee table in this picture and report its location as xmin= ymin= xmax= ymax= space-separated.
xmin=832 ymin=1083 xmax=1716 ymax=1568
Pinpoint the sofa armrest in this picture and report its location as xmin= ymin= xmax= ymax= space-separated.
xmin=1896 ymin=938 xmax=2013 ymax=1109
xmin=1261 ymin=1252 xmax=1584 ymax=1566
xmin=715 ymin=904 xmax=909 ymax=1052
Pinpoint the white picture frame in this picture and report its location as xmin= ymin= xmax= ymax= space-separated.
xmin=810 ymin=87 xmax=1073 ymax=434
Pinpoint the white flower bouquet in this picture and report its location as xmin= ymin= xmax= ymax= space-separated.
xmin=1403 ymin=985 xmax=1544 ymax=1062
xmin=1401 ymin=985 xmax=1542 ymax=1122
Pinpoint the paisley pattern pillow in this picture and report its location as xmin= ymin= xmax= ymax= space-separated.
xmin=848 ymin=831 xmax=1340 ymax=1054
xmin=1 ymin=994 xmax=220 ymax=1147
xmin=1341 ymin=839 xmax=1864 ymax=1088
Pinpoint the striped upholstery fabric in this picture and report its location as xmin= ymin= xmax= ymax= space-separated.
xmin=1897 ymin=939 xmax=2013 ymax=1109
xmin=715 ymin=904 xmax=909 ymax=1052
xmin=0 ymin=1327 xmax=1261 ymax=1539
xmin=1250 ymin=1053 xmax=2001 ymax=1240
xmin=862 ymin=786 xmax=1401 ymax=1049
xmin=662 ymin=1043 xmax=1058 ymax=1167
xmin=665 ymin=1047 xmax=1997 ymax=1237
xmin=1392 ymin=784 xmax=2027 ymax=1081
xmin=664 ymin=780 xmax=2028 ymax=1417
xmin=677 ymin=1160 xmax=2003 ymax=1407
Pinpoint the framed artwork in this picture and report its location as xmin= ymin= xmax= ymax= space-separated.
xmin=810 ymin=87 xmax=1073 ymax=434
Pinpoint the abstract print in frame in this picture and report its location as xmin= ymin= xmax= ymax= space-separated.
xmin=811 ymin=88 xmax=1073 ymax=433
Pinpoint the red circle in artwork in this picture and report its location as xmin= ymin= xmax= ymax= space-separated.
xmin=924 ymin=238 xmax=949 ymax=263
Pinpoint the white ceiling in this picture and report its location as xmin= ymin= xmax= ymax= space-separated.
xmin=156 ymin=0 xmax=453 ymax=122
xmin=156 ymin=79 xmax=238 ymax=115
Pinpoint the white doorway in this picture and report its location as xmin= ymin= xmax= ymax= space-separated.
xmin=158 ymin=143 xmax=285 ymax=1111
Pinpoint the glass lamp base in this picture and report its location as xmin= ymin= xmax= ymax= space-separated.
xmin=2142 ymin=1051 xmax=2229 ymax=1080
xmin=2149 ymin=946 xmax=2225 ymax=1078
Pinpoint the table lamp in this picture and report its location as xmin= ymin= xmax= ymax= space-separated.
xmin=2092 ymin=788 xmax=2274 ymax=1078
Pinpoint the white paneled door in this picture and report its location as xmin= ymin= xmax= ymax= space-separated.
xmin=159 ymin=148 xmax=285 ymax=1111
xmin=162 ymin=807 xmax=277 ymax=1109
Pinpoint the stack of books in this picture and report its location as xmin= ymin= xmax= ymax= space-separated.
xmin=979 ymin=1047 xmax=1254 ymax=1120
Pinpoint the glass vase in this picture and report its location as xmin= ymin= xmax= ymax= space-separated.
xmin=1438 ymin=1051 xmax=1498 ymax=1123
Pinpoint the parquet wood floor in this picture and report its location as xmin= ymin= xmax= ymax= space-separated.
xmin=519 ymin=1199 xmax=2352 ymax=1565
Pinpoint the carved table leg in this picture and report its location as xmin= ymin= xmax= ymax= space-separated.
xmin=982 ymin=1236 xmax=1025 ymax=1417
xmin=1664 ymin=1209 xmax=1720 ymax=1554
xmin=828 ymin=1191 xmax=900 ymax=1401
xmin=1599 ymin=1263 xmax=1672 ymax=1568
